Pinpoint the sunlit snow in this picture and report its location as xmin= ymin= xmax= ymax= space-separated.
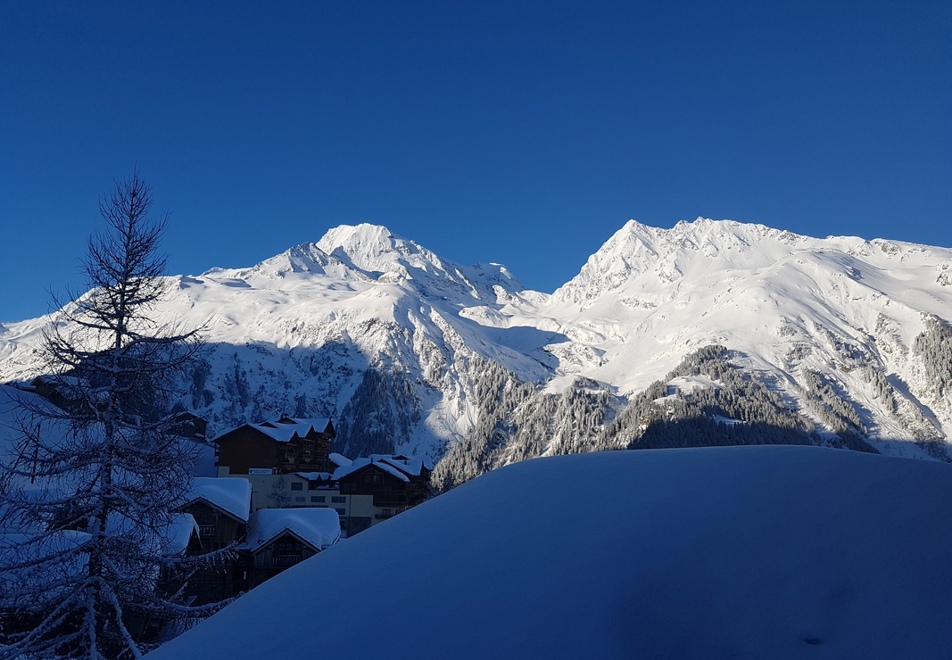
xmin=2 ymin=219 xmax=952 ymax=456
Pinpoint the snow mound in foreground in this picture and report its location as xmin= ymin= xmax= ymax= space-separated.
xmin=148 ymin=446 xmax=952 ymax=659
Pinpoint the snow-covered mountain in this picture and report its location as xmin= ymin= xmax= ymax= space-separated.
xmin=2 ymin=219 xmax=952 ymax=485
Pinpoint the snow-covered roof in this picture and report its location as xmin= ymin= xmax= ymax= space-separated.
xmin=332 ymin=454 xmax=432 ymax=482
xmin=243 ymin=508 xmax=340 ymax=553
xmin=163 ymin=513 xmax=200 ymax=556
xmin=0 ymin=513 xmax=198 ymax=594
xmin=186 ymin=477 xmax=253 ymax=522
xmin=376 ymin=453 xmax=433 ymax=476
xmin=329 ymin=452 xmax=352 ymax=468
xmin=333 ymin=457 xmax=406 ymax=482
xmin=217 ymin=417 xmax=332 ymax=443
xmin=294 ymin=471 xmax=332 ymax=482
xmin=0 ymin=513 xmax=197 ymax=609
xmin=102 ymin=512 xmax=201 ymax=557
xmin=1 ymin=384 xmax=71 ymax=456
xmin=0 ymin=529 xmax=91 ymax=559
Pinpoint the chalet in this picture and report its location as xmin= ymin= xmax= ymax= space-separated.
xmin=177 ymin=477 xmax=253 ymax=602
xmin=218 ymin=452 xmax=433 ymax=537
xmin=180 ymin=477 xmax=252 ymax=549
xmin=241 ymin=508 xmax=340 ymax=588
xmin=335 ymin=454 xmax=433 ymax=512
xmin=215 ymin=417 xmax=335 ymax=475
xmin=167 ymin=411 xmax=208 ymax=442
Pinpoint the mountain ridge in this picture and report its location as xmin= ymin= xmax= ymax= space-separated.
xmin=2 ymin=218 xmax=951 ymax=485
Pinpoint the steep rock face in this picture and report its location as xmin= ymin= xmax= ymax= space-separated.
xmin=2 ymin=219 xmax=952 ymax=483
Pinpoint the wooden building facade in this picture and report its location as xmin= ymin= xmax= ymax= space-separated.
xmin=215 ymin=417 xmax=335 ymax=475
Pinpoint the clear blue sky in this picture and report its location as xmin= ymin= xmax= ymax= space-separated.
xmin=2 ymin=1 xmax=950 ymax=322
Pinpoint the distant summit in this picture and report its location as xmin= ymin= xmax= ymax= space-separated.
xmin=2 ymin=218 xmax=951 ymax=487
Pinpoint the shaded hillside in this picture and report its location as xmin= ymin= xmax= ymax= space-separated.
xmin=146 ymin=446 xmax=952 ymax=660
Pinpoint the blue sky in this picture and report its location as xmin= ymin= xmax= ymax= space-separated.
xmin=2 ymin=1 xmax=950 ymax=323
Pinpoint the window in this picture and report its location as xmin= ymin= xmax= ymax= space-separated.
xmin=310 ymin=496 xmax=324 ymax=503
xmin=290 ymin=482 xmax=303 ymax=491
xmin=308 ymin=482 xmax=320 ymax=490
xmin=198 ymin=524 xmax=216 ymax=537
xmin=331 ymin=496 xmax=346 ymax=504
xmin=335 ymin=508 xmax=346 ymax=516
xmin=294 ymin=497 xmax=305 ymax=502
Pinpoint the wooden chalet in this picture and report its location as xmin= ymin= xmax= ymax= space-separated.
xmin=241 ymin=508 xmax=340 ymax=587
xmin=179 ymin=477 xmax=252 ymax=550
xmin=336 ymin=454 xmax=432 ymax=514
xmin=167 ymin=411 xmax=208 ymax=442
xmin=177 ymin=477 xmax=253 ymax=602
xmin=215 ymin=417 xmax=335 ymax=475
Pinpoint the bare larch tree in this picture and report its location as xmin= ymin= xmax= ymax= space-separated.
xmin=0 ymin=171 xmax=214 ymax=659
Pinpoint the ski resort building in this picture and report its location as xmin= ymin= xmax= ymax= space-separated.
xmin=214 ymin=417 xmax=432 ymax=537
xmin=215 ymin=417 xmax=335 ymax=475
xmin=335 ymin=454 xmax=432 ymax=511
xmin=241 ymin=508 xmax=340 ymax=588
xmin=176 ymin=479 xmax=340 ymax=596
xmin=180 ymin=477 xmax=253 ymax=549
xmin=217 ymin=453 xmax=432 ymax=537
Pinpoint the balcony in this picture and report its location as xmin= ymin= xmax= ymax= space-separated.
xmin=271 ymin=555 xmax=303 ymax=568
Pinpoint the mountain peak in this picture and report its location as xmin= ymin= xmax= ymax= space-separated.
xmin=316 ymin=223 xmax=398 ymax=258
xmin=552 ymin=218 xmax=826 ymax=306
xmin=317 ymin=223 xmax=455 ymax=280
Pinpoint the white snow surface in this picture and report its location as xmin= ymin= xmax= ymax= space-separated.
xmin=328 ymin=452 xmax=352 ymax=468
xmin=162 ymin=514 xmax=200 ymax=556
xmin=186 ymin=477 xmax=252 ymax=522
xmin=147 ymin=445 xmax=952 ymax=659
xmin=242 ymin=507 xmax=340 ymax=552
xmin=0 ymin=385 xmax=70 ymax=461
xmin=332 ymin=453 xmax=433 ymax=481
xmin=241 ymin=418 xmax=331 ymax=443
xmin=3 ymin=218 xmax=952 ymax=454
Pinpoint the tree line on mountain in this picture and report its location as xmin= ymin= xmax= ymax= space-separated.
xmin=914 ymin=315 xmax=952 ymax=401
xmin=335 ymin=368 xmax=421 ymax=457
xmin=433 ymin=344 xmax=888 ymax=491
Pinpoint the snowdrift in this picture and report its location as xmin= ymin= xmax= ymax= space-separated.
xmin=151 ymin=445 xmax=952 ymax=658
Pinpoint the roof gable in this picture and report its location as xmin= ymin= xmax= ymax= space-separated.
xmin=217 ymin=417 xmax=333 ymax=444
xmin=243 ymin=508 xmax=340 ymax=552
xmin=186 ymin=477 xmax=252 ymax=522
xmin=332 ymin=454 xmax=432 ymax=482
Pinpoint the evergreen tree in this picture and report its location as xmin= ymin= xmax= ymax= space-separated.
xmin=0 ymin=172 xmax=212 ymax=659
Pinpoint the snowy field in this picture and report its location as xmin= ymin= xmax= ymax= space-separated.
xmin=147 ymin=445 xmax=952 ymax=659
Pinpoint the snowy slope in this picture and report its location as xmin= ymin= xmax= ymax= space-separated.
xmin=2 ymin=219 xmax=952 ymax=474
xmin=541 ymin=220 xmax=952 ymax=446
xmin=0 ymin=225 xmax=556 ymax=461
xmin=146 ymin=446 xmax=952 ymax=659
xmin=550 ymin=219 xmax=952 ymax=395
